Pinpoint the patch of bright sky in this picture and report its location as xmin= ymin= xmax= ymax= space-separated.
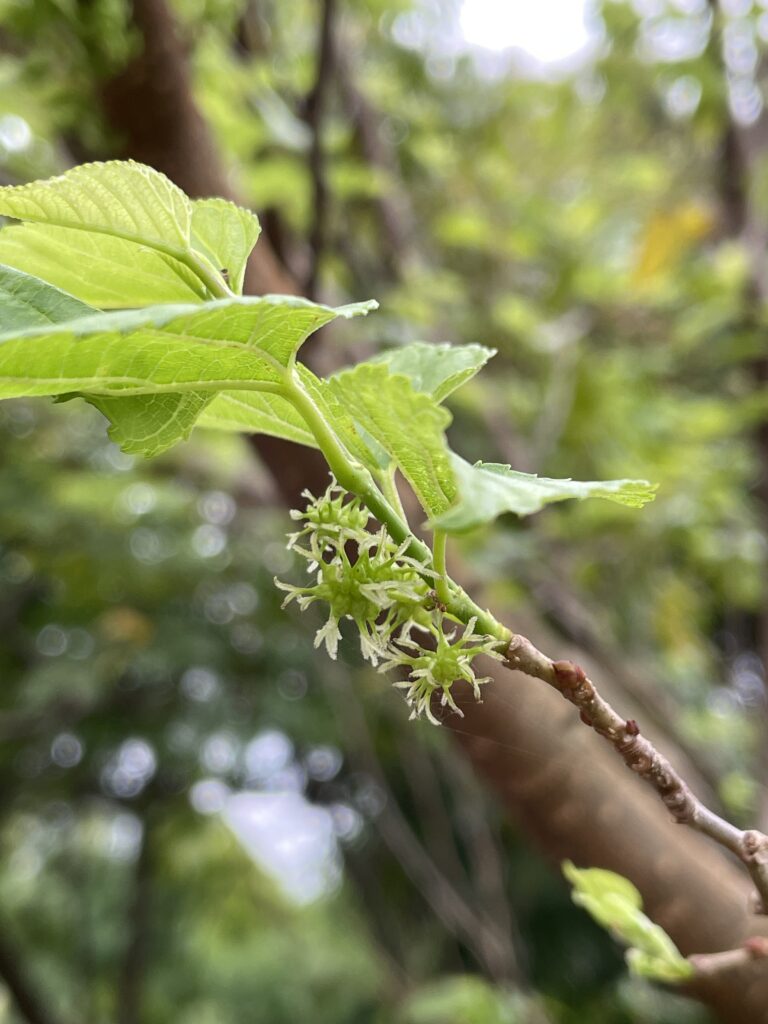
xmin=459 ymin=0 xmax=593 ymax=64
xmin=189 ymin=728 xmax=359 ymax=905
xmin=391 ymin=0 xmax=603 ymax=80
xmin=225 ymin=791 xmax=342 ymax=905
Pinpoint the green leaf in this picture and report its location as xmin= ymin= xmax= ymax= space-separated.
xmin=329 ymin=364 xmax=456 ymax=516
xmin=76 ymin=297 xmax=372 ymax=456
xmin=367 ymin=341 xmax=495 ymax=402
xmin=190 ymin=198 xmax=261 ymax=296
xmin=0 ymin=296 xmax=375 ymax=449
xmin=206 ymin=343 xmax=491 ymax=489
xmin=193 ymin=359 xmax=372 ymax=465
xmin=0 ymin=160 xmax=192 ymax=248
xmin=199 ymin=390 xmax=317 ymax=448
xmin=0 ymin=264 xmax=94 ymax=330
xmin=563 ymin=860 xmax=642 ymax=911
xmin=0 ymin=223 xmax=208 ymax=308
xmin=626 ymin=949 xmax=694 ymax=984
xmin=401 ymin=976 xmax=522 ymax=1024
xmin=87 ymin=393 xmax=214 ymax=457
xmin=432 ymin=457 xmax=657 ymax=532
xmin=563 ymin=862 xmax=693 ymax=984
xmin=0 ymin=161 xmax=259 ymax=305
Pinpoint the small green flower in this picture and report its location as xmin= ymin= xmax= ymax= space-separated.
xmin=277 ymin=494 xmax=434 ymax=663
xmin=380 ymin=616 xmax=504 ymax=725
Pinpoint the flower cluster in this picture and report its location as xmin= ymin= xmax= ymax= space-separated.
xmin=380 ymin=615 xmax=504 ymax=726
xmin=287 ymin=484 xmax=370 ymax=560
xmin=276 ymin=480 xmax=503 ymax=724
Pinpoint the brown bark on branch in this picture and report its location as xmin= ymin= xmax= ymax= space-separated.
xmin=504 ymin=636 xmax=768 ymax=913
xmin=523 ymin=567 xmax=724 ymax=800
xmin=444 ymin=665 xmax=768 ymax=1021
xmin=691 ymin=937 xmax=768 ymax=981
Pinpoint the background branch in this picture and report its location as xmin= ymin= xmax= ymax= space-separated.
xmin=0 ymin=928 xmax=68 ymax=1024
xmin=117 ymin=811 xmax=154 ymax=1024
xmin=303 ymin=0 xmax=337 ymax=299
xmin=322 ymin=664 xmax=528 ymax=989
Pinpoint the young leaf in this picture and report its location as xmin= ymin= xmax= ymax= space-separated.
xmin=563 ymin=862 xmax=693 ymax=984
xmin=0 ymin=296 xmax=375 ymax=401
xmin=329 ymin=364 xmax=456 ymax=517
xmin=625 ymin=949 xmax=694 ymax=984
xmin=198 ymin=390 xmax=317 ymax=448
xmin=367 ymin=341 xmax=495 ymax=402
xmin=0 ymin=161 xmax=259 ymax=303
xmin=0 ymin=264 xmax=94 ymax=331
xmin=432 ymin=456 xmax=657 ymax=532
xmin=563 ymin=861 xmax=643 ymax=911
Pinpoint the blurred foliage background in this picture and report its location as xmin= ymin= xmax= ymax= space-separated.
xmin=0 ymin=0 xmax=767 ymax=1021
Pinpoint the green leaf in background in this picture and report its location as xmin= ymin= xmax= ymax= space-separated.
xmin=0 ymin=294 xmax=374 ymax=403
xmin=0 ymin=263 xmax=94 ymax=330
xmin=367 ymin=341 xmax=495 ymax=402
xmin=399 ymin=975 xmax=522 ymax=1024
xmin=329 ymin=364 xmax=456 ymax=516
xmin=433 ymin=457 xmax=657 ymax=532
xmin=199 ymin=390 xmax=317 ymax=448
xmin=0 ymin=161 xmax=261 ymax=304
xmin=190 ymin=197 xmax=261 ymax=296
xmin=562 ymin=861 xmax=693 ymax=984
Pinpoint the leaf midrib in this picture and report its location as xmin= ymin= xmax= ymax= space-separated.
xmin=0 ymin=376 xmax=287 ymax=397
